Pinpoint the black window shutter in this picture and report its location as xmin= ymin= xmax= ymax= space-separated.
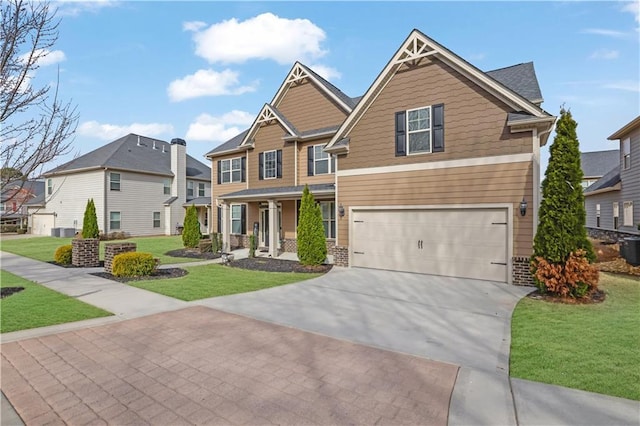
xmin=296 ymin=200 xmax=301 ymax=229
xmin=217 ymin=206 xmax=222 ymax=233
xmin=276 ymin=149 xmax=282 ymax=178
xmin=307 ymin=146 xmax=314 ymax=176
xmin=241 ymin=157 xmax=246 ymax=182
xmin=241 ymin=204 xmax=246 ymax=234
xmin=395 ymin=111 xmax=406 ymax=157
xmin=432 ymin=103 xmax=445 ymax=152
xmin=258 ymin=153 xmax=264 ymax=180
xmin=217 ymin=161 xmax=221 ymax=184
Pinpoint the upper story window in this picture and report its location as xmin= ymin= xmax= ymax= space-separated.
xmin=198 ymin=183 xmax=205 ymax=197
xmin=47 ymin=179 xmax=53 ymax=195
xmin=187 ymin=181 xmax=194 ymax=197
xmin=259 ymin=149 xmax=282 ymax=180
xmin=622 ymin=137 xmax=631 ymax=170
xmin=163 ymin=178 xmax=171 ymax=195
xmin=307 ymin=145 xmax=335 ymax=176
xmin=395 ymin=104 xmax=444 ymax=156
xmin=110 ymin=173 xmax=120 ymax=191
xmin=218 ymin=157 xmax=245 ymax=184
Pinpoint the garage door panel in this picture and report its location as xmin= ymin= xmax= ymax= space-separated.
xmin=351 ymin=209 xmax=508 ymax=282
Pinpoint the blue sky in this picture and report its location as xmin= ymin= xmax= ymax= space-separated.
xmin=29 ymin=1 xmax=640 ymax=173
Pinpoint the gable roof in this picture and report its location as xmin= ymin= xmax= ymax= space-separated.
xmin=486 ymin=62 xmax=543 ymax=104
xmin=236 ymin=103 xmax=298 ymax=148
xmin=44 ymin=134 xmax=211 ymax=180
xmin=580 ymin=150 xmax=619 ymax=178
xmin=326 ymin=29 xmax=553 ymax=150
xmin=608 ymin=115 xmax=640 ymax=140
xmin=206 ymin=130 xmax=249 ymax=157
xmin=584 ymin=166 xmax=621 ymax=195
xmin=296 ymin=63 xmax=359 ymax=110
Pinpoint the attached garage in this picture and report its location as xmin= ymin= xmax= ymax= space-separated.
xmin=350 ymin=207 xmax=510 ymax=282
xmin=31 ymin=213 xmax=55 ymax=236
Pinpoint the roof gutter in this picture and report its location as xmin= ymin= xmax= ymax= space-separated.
xmin=282 ymin=129 xmax=338 ymax=143
xmin=205 ymin=144 xmax=253 ymax=160
xmin=584 ymin=183 xmax=622 ymax=196
xmin=221 ymin=188 xmax=335 ymax=202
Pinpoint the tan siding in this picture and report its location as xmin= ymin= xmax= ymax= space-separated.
xmin=297 ymin=138 xmax=336 ymax=186
xmin=249 ymin=122 xmax=296 ymax=189
xmin=337 ymin=161 xmax=534 ymax=257
xmin=277 ymin=80 xmax=347 ymax=132
xmin=211 ymin=152 xmax=247 ymax=199
xmin=281 ymin=200 xmax=296 ymax=239
xmin=340 ymin=59 xmax=532 ymax=170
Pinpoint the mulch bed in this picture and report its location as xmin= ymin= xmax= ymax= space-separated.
xmin=527 ymin=289 xmax=607 ymax=304
xmin=229 ymin=257 xmax=332 ymax=274
xmin=1 ymin=287 xmax=25 ymax=299
xmin=591 ymin=238 xmax=640 ymax=277
xmin=164 ymin=249 xmax=221 ymax=260
xmin=90 ymin=268 xmax=188 ymax=283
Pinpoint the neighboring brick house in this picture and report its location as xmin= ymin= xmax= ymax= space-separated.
xmin=1 ymin=180 xmax=44 ymax=227
xmin=580 ymin=150 xmax=619 ymax=189
xmin=29 ymin=135 xmax=211 ymax=237
xmin=207 ymin=29 xmax=555 ymax=285
xmin=585 ymin=116 xmax=640 ymax=239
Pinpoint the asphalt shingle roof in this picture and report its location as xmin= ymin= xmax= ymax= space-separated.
xmin=45 ymin=134 xmax=210 ymax=180
xmin=299 ymin=63 xmax=360 ymax=110
xmin=486 ymin=62 xmax=543 ymax=103
xmin=584 ymin=166 xmax=621 ymax=194
xmin=580 ymin=150 xmax=620 ymax=178
xmin=183 ymin=197 xmax=211 ymax=207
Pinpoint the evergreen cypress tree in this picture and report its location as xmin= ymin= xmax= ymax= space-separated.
xmin=533 ymin=108 xmax=595 ymax=264
xmin=297 ymin=185 xmax=327 ymax=266
xmin=182 ymin=205 xmax=202 ymax=248
xmin=81 ymin=199 xmax=99 ymax=239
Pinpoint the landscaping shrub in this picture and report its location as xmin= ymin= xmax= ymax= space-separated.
xmin=182 ymin=205 xmax=201 ymax=248
xmin=111 ymin=252 xmax=156 ymax=277
xmin=54 ymin=245 xmax=72 ymax=265
xmin=532 ymin=249 xmax=599 ymax=298
xmin=1 ymin=225 xmax=18 ymax=233
xmin=82 ymin=199 xmax=100 ymax=239
xmin=297 ymin=185 xmax=327 ymax=266
xmin=249 ymin=234 xmax=256 ymax=258
xmin=211 ymin=232 xmax=220 ymax=252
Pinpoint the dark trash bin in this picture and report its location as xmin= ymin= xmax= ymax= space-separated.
xmin=620 ymin=237 xmax=640 ymax=267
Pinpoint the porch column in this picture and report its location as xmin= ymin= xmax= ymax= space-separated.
xmin=221 ymin=202 xmax=230 ymax=253
xmin=268 ymin=199 xmax=279 ymax=258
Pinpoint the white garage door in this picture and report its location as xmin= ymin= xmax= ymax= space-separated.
xmin=351 ymin=208 xmax=508 ymax=282
xmin=31 ymin=214 xmax=55 ymax=236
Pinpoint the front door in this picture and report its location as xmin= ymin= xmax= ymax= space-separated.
xmin=260 ymin=208 xmax=269 ymax=247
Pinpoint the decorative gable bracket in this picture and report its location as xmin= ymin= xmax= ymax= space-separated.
xmin=396 ymin=35 xmax=438 ymax=65
xmin=285 ymin=63 xmax=309 ymax=84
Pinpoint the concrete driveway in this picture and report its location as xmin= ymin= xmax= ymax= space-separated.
xmin=199 ymin=267 xmax=532 ymax=374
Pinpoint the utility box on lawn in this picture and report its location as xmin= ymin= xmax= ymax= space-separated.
xmin=620 ymin=237 xmax=640 ymax=267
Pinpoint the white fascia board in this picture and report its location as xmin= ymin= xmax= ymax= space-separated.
xmin=221 ymin=189 xmax=335 ymax=202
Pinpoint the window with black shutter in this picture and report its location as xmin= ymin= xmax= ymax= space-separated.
xmin=396 ymin=104 xmax=445 ymax=155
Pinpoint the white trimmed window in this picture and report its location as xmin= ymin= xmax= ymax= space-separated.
xmin=198 ymin=183 xmax=205 ymax=197
xmin=163 ymin=178 xmax=171 ymax=195
xmin=613 ymin=202 xmax=619 ymax=229
xmin=623 ymin=201 xmax=634 ymax=227
xmin=263 ymin=150 xmax=277 ymax=179
xmin=47 ymin=179 xmax=53 ymax=195
xmin=187 ymin=181 xmax=194 ymax=197
xmin=407 ymin=106 xmax=432 ymax=154
xmin=231 ymin=204 xmax=243 ymax=234
xmin=622 ymin=138 xmax=631 ymax=170
xmin=320 ymin=201 xmax=336 ymax=239
xmin=110 ymin=212 xmax=121 ymax=230
xmin=596 ymin=204 xmax=601 ymax=227
xmin=221 ymin=158 xmax=242 ymax=183
xmin=314 ymin=145 xmax=332 ymax=175
xmin=153 ymin=212 xmax=160 ymax=228
xmin=110 ymin=173 xmax=120 ymax=191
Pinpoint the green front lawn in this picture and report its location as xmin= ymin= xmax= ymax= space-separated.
xmin=510 ymin=273 xmax=640 ymax=400
xmin=0 ymin=270 xmax=112 ymax=333
xmin=1 ymin=235 xmax=199 ymax=265
xmin=129 ymin=263 xmax=322 ymax=301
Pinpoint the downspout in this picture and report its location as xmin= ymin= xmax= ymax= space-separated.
xmin=103 ymin=168 xmax=109 ymax=233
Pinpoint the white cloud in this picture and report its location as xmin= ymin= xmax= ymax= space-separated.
xmin=589 ymin=49 xmax=619 ymax=60
xmin=581 ymin=28 xmax=628 ymax=38
xmin=167 ymin=69 xmax=257 ymax=102
xmin=185 ymin=111 xmax=254 ymax=142
xmin=621 ymin=1 xmax=639 ymax=23
xmin=183 ymin=21 xmax=207 ymax=32
xmin=78 ymin=121 xmax=174 ymax=141
xmin=308 ymin=64 xmax=341 ymax=81
xmin=57 ymin=0 xmax=118 ymax=17
xmin=19 ymin=49 xmax=66 ymax=67
xmin=603 ymin=80 xmax=640 ymax=92
xmin=191 ymin=13 xmax=328 ymax=65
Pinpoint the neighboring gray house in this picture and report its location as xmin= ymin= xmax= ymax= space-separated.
xmin=580 ymin=149 xmax=619 ymax=189
xmin=585 ymin=116 xmax=640 ymax=238
xmin=28 ymin=134 xmax=211 ymax=237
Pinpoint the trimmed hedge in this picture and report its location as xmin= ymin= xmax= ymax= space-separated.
xmin=111 ymin=252 xmax=156 ymax=277
xmin=54 ymin=245 xmax=73 ymax=265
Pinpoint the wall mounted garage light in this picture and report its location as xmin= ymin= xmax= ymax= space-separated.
xmin=520 ymin=198 xmax=528 ymax=217
xmin=338 ymin=204 xmax=345 ymax=218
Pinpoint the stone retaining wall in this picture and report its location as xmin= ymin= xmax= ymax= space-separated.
xmin=104 ymin=242 xmax=137 ymax=274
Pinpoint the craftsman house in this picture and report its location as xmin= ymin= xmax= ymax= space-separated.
xmin=29 ymin=135 xmax=211 ymax=237
xmin=207 ymin=29 xmax=555 ymax=285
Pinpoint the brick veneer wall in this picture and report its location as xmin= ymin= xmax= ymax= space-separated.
xmin=512 ymin=256 xmax=534 ymax=286
xmin=333 ymin=246 xmax=349 ymax=267
xmin=104 ymin=243 xmax=137 ymax=274
xmin=72 ymin=239 xmax=100 ymax=267
xmin=230 ymin=234 xmax=249 ymax=250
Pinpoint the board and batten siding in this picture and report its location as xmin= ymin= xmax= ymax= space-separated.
xmin=339 ymin=59 xmax=532 ymax=171
xmin=106 ymin=171 xmax=173 ymax=236
xmin=619 ymin=128 xmax=640 ymax=233
xmin=585 ymin=191 xmax=621 ymax=231
xmin=248 ymin=123 xmax=295 ymax=189
xmin=337 ymin=161 xmax=534 ymax=257
xmin=276 ymin=80 xmax=347 ymax=133
xmin=297 ymin=138 xmax=336 ymax=187
xmin=40 ymin=171 xmax=105 ymax=231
